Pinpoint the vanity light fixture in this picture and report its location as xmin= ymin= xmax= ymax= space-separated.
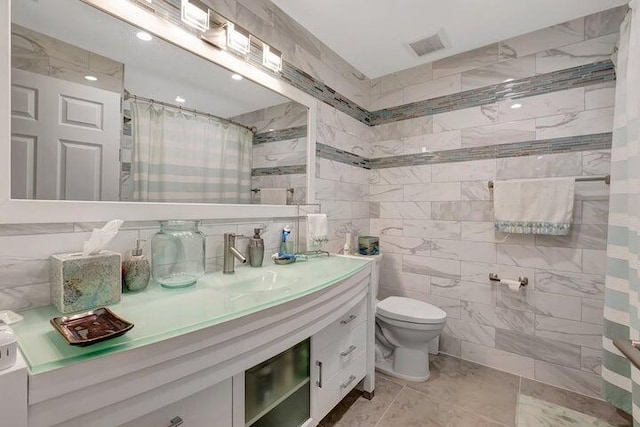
xmin=181 ymin=0 xmax=210 ymax=32
xmin=225 ymin=22 xmax=250 ymax=55
xmin=510 ymin=103 xmax=522 ymax=109
xmin=231 ymin=74 xmax=243 ymax=81
xmin=84 ymin=75 xmax=98 ymax=82
xmin=136 ymin=31 xmax=153 ymax=41
xmin=262 ymin=44 xmax=282 ymax=72
xmin=175 ymin=96 xmax=186 ymax=103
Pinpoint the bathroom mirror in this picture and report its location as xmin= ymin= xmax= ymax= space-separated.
xmin=5 ymin=0 xmax=313 ymax=211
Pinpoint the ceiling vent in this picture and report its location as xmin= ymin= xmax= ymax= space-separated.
xmin=409 ymin=29 xmax=450 ymax=57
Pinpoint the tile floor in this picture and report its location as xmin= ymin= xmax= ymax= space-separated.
xmin=320 ymin=354 xmax=631 ymax=427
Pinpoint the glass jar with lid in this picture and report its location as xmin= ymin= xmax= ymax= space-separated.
xmin=151 ymin=220 xmax=205 ymax=288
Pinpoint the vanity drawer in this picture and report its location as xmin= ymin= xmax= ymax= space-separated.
xmin=313 ymin=352 xmax=366 ymax=420
xmin=117 ymin=379 xmax=232 ymax=427
xmin=316 ymin=321 xmax=366 ymax=381
xmin=314 ymin=298 xmax=367 ymax=351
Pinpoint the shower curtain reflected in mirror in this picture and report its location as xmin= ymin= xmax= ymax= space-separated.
xmin=131 ymin=100 xmax=253 ymax=203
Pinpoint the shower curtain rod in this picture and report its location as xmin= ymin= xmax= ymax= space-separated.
xmin=487 ymin=174 xmax=611 ymax=189
xmin=124 ymin=90 xmax=256 ymax=133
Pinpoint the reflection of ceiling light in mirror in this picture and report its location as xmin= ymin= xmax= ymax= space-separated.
xmin=231 ymin=74 xmax=243 ymax=81
xmin=262 ymin=44 xmax=282 ymax=72
xmin=136 ymin=31 xmax=152 ymax=41
xmin=510 ymin=103 xmax=522 ymax=109
xmin=175 ymin=96 xmax=186 ymax=103
xmin=181 ymin=0 xmax=210 ymax=32
xmin=226 ymin=23 xmax=250 ymax=55
xmin=84 ymin=75 xmax=98 ymax=81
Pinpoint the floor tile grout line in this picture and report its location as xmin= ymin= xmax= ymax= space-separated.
xmin=373 ymin=384 xmax=405 ymax=427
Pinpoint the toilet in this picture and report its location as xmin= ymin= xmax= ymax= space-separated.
xmin=357 ymin=253 xmax=447 ymax=381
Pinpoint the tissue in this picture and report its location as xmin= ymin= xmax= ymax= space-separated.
xmin=82 ymin=219 xmax=123 ymax=256
xmin=51 ymin=220 xmax=124 ymax=313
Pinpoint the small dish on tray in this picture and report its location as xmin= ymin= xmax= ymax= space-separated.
xmin=50 ymin=307 xmax=134 ymax=346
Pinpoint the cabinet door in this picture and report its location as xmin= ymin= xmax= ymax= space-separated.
xmin=119 ymin=379 xmax=232 ymax=427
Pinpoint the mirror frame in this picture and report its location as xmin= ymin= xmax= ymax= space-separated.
xmin=0 ymin=0 xmax=317 ymax=224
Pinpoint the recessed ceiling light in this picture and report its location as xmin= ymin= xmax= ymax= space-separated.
xmin=175 ymin=96 xmax=186 ymax=103
xmin=231 ymin=74 xmax=243 ymax=81
xmin=503 ymin=78 xmax=514 ymax=83
xmin=268 ymin=128 xmax=275 ymax=131
xmin=84 ymin=75 xmax=98 ymax=81
xmin=136 ymin=31 xmax=152 ymax=41
xmin=510 ymin=103 xmax=522 ymax=109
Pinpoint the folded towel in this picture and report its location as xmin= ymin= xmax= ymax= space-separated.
xmin=307 ymin=214 xmax=328 ymax=250
xmin=260 ymin=188 xmax=288 ymax=205
xmin=493 ymin=178 xmax=575 ymax=235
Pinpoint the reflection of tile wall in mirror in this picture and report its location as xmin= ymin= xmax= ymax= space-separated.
xmin=11 ymin=24 xmax=124 ymax=93
xmin=232 ymin=102 xmax=308 ymax=205
xmin=9 ymin=0 xmax=307 ymax=204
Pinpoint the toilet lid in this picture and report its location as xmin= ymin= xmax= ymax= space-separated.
xmin=377 ymin=296 xmax=447 ymax=324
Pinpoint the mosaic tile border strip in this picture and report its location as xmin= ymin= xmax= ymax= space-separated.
xmin=254 ymin=126 xmax=308 ymax=144
xmin=367 ymin=133 xmax=612 ymax=169
xmin=369 ymin=61 xmax=616 ymax=126
xmin=148 ymin=1 xmax=615 ymax=128
xmin=251 ymin=165 xmax=307 ymax=176
xmin=316 ymin=143 xmax=370 ymax=169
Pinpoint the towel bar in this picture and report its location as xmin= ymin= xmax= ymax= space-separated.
xmin=251 ymin=188 xmax=295 ymax=194
xmin=487 ymin=174 xmax=610 ymax=189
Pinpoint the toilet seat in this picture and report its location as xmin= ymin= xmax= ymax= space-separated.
xmin=377 ymin=296 xmax=446 ymax=324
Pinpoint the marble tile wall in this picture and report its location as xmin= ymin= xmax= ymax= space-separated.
xmin=369 ymin=6 xmax=626 ymax=112
xmin=315 ymin=102 xmax=372 ymax=252
xmin=371 ymin=7 xmax=624 ymax=400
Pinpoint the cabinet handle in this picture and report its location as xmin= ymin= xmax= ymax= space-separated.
xmin=169 ymin=416 xmax=184 ymax=426
xmin=316 ymin=360 xmax=323 ymax=388
xmin=340 ymin=314 xmax=357 ymax=325
xmin=340 ymin=345 xmax=357 ymax=357
xmin=340 ymin=375 xmax=357 ymax=389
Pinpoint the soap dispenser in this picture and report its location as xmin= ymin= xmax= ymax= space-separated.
xmin=249 ymin=228 xmax=265 ymax=267
xmin=123 ymin=239 xmax=151 ymax=292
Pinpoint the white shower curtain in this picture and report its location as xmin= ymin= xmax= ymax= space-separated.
xmin=602 ymin=2 xmax=640 ymax=419
xmin=131 ymin=101 xmax=253 ymax=203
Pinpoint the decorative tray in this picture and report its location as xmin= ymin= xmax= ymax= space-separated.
xmin=50 ymin=307 xmax=134 ymax=346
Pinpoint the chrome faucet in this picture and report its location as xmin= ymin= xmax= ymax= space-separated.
xmin=223 ymin=233 xmax=247 ymax=274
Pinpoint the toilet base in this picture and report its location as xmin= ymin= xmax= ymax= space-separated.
xmin=375 ymin=355 xmax=431 ymax=382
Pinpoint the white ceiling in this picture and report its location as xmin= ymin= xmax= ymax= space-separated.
xmin=272 ymin=0 xmax=628 ymax=78
xmin=12 ymin=0 xmax=289 ymax=118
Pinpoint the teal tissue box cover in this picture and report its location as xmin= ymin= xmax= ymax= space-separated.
xmin=50 ymin=251 xmax=122 ymax=314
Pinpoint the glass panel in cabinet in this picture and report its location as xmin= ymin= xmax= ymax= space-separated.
xmin=245 ymin=339 xmax=310 ymax=426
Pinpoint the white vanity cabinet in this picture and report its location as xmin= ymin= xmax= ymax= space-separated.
xmin=1 ymin=257 xmax=375 ymax=427
xmin=311 ymin=297 xmax=368 ymax=420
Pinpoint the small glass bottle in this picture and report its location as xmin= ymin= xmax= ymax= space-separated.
xmin=151 ymin=220 xmax=206 ymax=288
xmin=123 ymin=239 xmax=150 ymax=292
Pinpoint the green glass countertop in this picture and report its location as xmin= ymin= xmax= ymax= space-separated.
xmin=12 ymin=256 xmax=371 ymax=375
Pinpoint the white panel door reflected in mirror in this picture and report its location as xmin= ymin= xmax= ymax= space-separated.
xmin=10 ymin=0 xmax=308 ymax=205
